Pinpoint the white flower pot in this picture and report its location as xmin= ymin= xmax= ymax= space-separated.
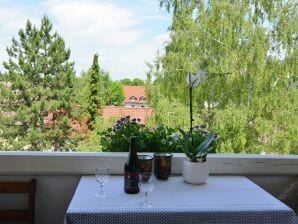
xmin=182 ymin=159 xmax=209 ymax=184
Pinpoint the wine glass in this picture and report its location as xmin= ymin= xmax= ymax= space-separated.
xmin=139 ymin=172 xmax=155 ymax=208
xmin=95 ymin=166 xmax=110 ymax=197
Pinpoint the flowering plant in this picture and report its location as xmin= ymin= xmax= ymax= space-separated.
xmin=100 ymin=116 xmax=180 ymax=152
xmin=100 ymin=116 xmax=144 ymax=152
xmin=179 ymin=70 xmax=218 ymax=162
xmin=143 ymin=125 xmax=180 ymax=152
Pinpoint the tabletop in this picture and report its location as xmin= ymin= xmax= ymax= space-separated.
xmin=64 ymin=175 xmax=296 ymax=224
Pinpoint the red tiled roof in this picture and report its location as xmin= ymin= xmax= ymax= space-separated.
xmin=44 ymin=109 xmax=66 ymax=129
xmin=123 ymin=86 xmax=146 ymax=104
xmin=44 ymin=109 xmax=89 ymax=138
xmin=102 ymin=106 xmax=153 ymax=124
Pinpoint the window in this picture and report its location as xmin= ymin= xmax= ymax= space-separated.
xmin=129 ymin=96 xmax=137 ymax=102
xmin=139 ymin=96 xmax=146 ymax=102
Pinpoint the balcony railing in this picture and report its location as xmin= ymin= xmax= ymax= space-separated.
xmin=0 ymin=152 xmax=298 ymax=175
xmin=0 ymin=152 xmax=297 ymax=224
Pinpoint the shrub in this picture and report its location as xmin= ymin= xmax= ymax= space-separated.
xmin=100 ymin=116 xmax=181 ymax=152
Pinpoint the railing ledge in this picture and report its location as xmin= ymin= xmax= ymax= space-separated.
xmin=0 ymin=151 xmax=297 ymax=175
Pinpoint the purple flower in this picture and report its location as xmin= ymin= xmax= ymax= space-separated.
xmin=192 ymin=125 xmax=199 ymax=130
xmin=200 ymin=125 xmax=207 ymax=129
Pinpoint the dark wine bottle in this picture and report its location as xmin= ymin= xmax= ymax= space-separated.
xmin=124 ymin=136 xmax=139 ymax=194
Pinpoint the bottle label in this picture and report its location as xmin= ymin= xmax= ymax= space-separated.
xmin=124 ymin=171 xmax=139 ymax=192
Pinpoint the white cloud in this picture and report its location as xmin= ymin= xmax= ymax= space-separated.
xmin=0 ymin=0 xmax=170 ymax=80
xmin=0 ymin=1 xmax=40 ymax=31
xmin=44 ymin=0 xmax=142 ymax=47
xmin=108 ymin=32 xmax=170 ymax=79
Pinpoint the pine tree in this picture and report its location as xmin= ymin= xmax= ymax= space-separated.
xmin=87 ymin=54 xmax=102 ymax=130
xmin=75 ymin=55 xmax=124 ymax=130
xmin=0 ymin=16 xmax=75 ymax=151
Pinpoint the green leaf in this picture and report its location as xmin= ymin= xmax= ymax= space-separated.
xmin=177 ymin=128 xmax=193 ymax=159
xmin=196 ymin=133 xmax=215 ymax=155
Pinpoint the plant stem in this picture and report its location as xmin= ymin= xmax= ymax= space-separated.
xmin=189 ymin=85 xmax=193 ymax=146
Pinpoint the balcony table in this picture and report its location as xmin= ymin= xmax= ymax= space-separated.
xmin=64 ymin=175 xmax=296 ymax=224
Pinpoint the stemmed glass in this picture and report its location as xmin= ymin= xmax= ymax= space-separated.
xmin=139 ymin=172 xmax=155 ymax=208
xmin=95 ymin=166 xmax=110 ymax=197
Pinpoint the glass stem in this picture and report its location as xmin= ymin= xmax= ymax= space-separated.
xmin=100 ymin=183 xmax=104 ymax=194
xmin=144 ymin=192 xmax=148 ymax=204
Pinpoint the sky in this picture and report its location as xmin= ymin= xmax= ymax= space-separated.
xmin=0 ymin=0 xmax=171 ymax=80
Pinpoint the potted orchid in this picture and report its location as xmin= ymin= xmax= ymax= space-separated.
xmin=179 ymin=71 xmax=218 ymax=184
xmin=178 ymin=126 xmax=217 ymax=184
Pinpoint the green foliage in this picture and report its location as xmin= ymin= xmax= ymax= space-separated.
xmin=157 ymin=0 xmax=297 ymax=107
xmin=107 ymin=81 xmax=124 ymax=106
xmin=141 ymin=125 xmax=180 ymax=152
xmin=209 ymin=90 xmax=298 ymax=155
xmin=75 ymin=117 xmax=114 ymax=152
xmin=210 ymin=105 xmax=252 ymax=153
xmin=99 ymin=116 xmax=218 ymax=158
xmin=146 ymin=97 xmax=203 ymax=129
xmin=100 ymin=117 xmax=180 ymax=152
xmin=74 ymin=54 xmax=124 ymax=132
xmin=178 ymin=127 xmax=216 ymax=162
xmin=74 ymin=75 xmax=124 ymax=109
xmin=0 ymin=16 xmax=75 ymax=151
xmin=75 ymin=61 xmax=124 ymax=109
xmin=145 ymin=92 xmax=298 ymax=155
xmin=148 ymin=0 xmax=298 ymax=155
xmin=72 ymin=74 xmax=89 ymax=118
xmin=100 ymin=117 xmax=145 ymax=152
xmin=1 ymin=2 xmax=297 ymax=155
xmin=87 ymin=54 xmax=102 ymax=130
xmin=120 ymin=78 xmax=145 ymax=86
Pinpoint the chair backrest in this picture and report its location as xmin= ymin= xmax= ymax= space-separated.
xmin=0 ymin=179 xmax=36 ymax=224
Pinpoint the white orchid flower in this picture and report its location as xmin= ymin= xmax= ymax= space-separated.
xmin=186 ymin=70 xmax=206 ymax=88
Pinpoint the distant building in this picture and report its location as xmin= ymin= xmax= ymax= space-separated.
xmin=123 ymin=86 xmax=147 ymax=108
xmin=102 ymin=106 xmax=153 ymax=125
xmin=102 ymin=85 xmax=153 ymax=124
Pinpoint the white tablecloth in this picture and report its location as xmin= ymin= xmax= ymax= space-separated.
xmin=64 ymin=175 xmax=296 ymax=224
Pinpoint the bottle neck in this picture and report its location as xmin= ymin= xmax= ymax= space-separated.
xmin=127 ymin=137 xmax=138 ymax=167
xmin=128 ymin=145 xmax=137 ymax=166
